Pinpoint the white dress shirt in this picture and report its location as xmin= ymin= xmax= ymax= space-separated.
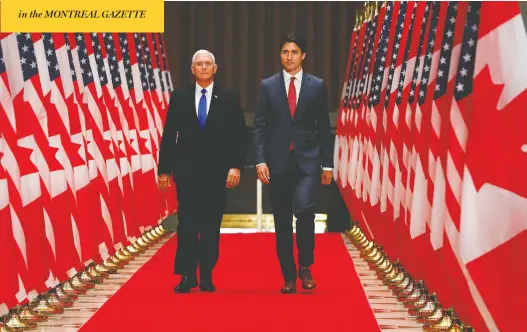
xmin=195 ymin=82 xmax=214 ymax=117
xmin=283 ymin=69 xmax=302 ymax=101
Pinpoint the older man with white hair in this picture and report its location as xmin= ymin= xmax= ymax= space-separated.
xmin=158 ymin=49 xmax=247 ymax=293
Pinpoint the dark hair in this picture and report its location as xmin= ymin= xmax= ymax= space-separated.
xmin=280 ymin=32 xmax=306 ymax=54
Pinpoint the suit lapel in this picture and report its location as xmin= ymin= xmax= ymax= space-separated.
xmin=276 ymin=72 xmax=292 ymax=119
xmin=205 ymin=84 xmax=220 ymax=129
xmin=188 ymin=84 xmax=200 ymax=129
xmin=295 ymin=74 xmax=312 ymax=119
xmin=192 ymin=84 xmax=198 ymax=114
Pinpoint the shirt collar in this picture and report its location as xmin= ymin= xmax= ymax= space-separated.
xmin=196 ymin=81 xmax=214 ymax=95
xmin=283 ymin=69 xmax=303 ymax=84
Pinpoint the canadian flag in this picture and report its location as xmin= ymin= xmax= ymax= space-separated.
xmin=0 ymin=36 xmax=21 ymax=312
xmin=0 ymin=135 xmax=22 ymax=314
xmin=127 ymin=33 xmax=162 ymax=230
xmin=334 ymin=24 xmax=357 ymax=191
xmin=458 ymin=2 xmax=527 ymax=331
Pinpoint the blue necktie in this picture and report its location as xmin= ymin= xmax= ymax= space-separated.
xmin=198 ymin=88 xmax=207 ymax=130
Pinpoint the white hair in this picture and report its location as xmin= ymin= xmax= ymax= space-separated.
xmin=192 ymin=49 xmax=216 ymax=64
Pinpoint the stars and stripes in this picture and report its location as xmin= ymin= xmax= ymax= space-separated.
xmin=134 ymin=33 xmax=150 ymax=90
xmin=353 ymin=15 xmax=376 ymax=110
xmin=75 ymin=33 xmax=95 ymax=87
xmin=156 ymin=33 xmax=173 ymax=94
xmin=91 ymin=33 xmax=110 ymax=87
xmin=119 ymin=33 xmax=134 ymax=90
xmin=104 ymin=33 xmax=121 ymax=88
xmin=417 ymin=2 xmax=441 ymax=105
xmin=64 ymin=34 xmax=77 ymax=83
xmin=369 ymin=2 xmax=393 ymax=106
xmin=434 ymin=2 xmax=459 ymax=99
xmin=342 ymin=30 xmax=359 ymax=107
xmin=395 ymin=2 xmax=418 ymax=105
xmin=384 ymin=1 xmax=408 ymax=107
xmin=42 ymin=34 xmax=61 ymax=82
xmin=0 ymin=42 xmax=5 ymax=75
xmin=150 ymin=34 xmax=166 ymax=93
xmin=454 ymin=3 xmax=481 ymax=100
xmin=17 ymin=33 xmax=40 ymax=82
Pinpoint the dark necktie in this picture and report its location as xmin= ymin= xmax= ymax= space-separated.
xmin=198 ymin=88 xmax=207 ymax=129
xmin=288 ymin=77 xmax=296 ymax=150
xmin=288 ymin=77 xmax=297 ymax=118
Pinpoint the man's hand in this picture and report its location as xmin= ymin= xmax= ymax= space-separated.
xmin=226 ymin=168 xmax=241 ymax=189
xmin=320 ymin=170 xmax=332 ymax=186
xmin=256 ymin=164 xmax=270 ymax=184
xmin=158 ymin=174 xmax=171 ymax=190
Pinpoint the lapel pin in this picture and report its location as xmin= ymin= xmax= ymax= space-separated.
xmin=214 ymin=95 xmax=218 ymax=98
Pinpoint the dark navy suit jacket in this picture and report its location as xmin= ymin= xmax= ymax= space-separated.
xmin=252 ymin=71 xmax=333 ymax=175
xmin=158 ymin=83 xmax=246 ymax=184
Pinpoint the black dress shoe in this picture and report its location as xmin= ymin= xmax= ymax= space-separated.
xmin=199 ymin=281 xmax=216 ymax=292
xmin=299 ymin=266 xmax=316 ymax=290
xmin=280 ymin=281 xmax=296 ymax=294
xmin=174 ymin=276 xmax=198 ymax=293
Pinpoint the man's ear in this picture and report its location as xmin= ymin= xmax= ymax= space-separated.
xmin=301 ymin=53 xmax=306 ymax=61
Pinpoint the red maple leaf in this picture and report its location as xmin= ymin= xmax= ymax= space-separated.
xmin=468 ymin=66 xmax=527 ymax=198
xmin=38 ymin=141 xmax=63 ymax=172
xmin=14 ymin=144 xmax=39 ymax=177
xmin=137 ymin=135 xmax=150 ymax=155
xmin=115 ymin=136 xmax=129 ymax=159
xmin=101 ymin=134 xmax=116 ymax=162
xmin=64 ymin=139 xmax=87 ymax=168
xmin=44 ymin=94 xmax=68 ymax=138
xmin=84 ymin=136 xmax=96 ymax=162
xmin=127 ymin=134 xmax=139 ymax=157
xmin=10 ymin=98 xmax=64 ymax=173
xmin=64 ymin=95 xmax=84 ymax=137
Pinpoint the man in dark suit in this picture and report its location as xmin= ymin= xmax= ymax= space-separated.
xmin=158 ymin=50 xmax=246 ymax=293
xmin=253 ymin=33 xmax=333 ymax=293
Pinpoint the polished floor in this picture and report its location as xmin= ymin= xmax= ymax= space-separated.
xmin=30 ymin=239 xmax=168 ymax=332
xmin=30 ymin=230 xmax=421 ymax=331
xmin=343 ymin=235 xmax=426 ymax=332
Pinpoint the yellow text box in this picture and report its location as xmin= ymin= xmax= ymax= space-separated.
xmin=1 ymin=0 xmax=164 ymax=32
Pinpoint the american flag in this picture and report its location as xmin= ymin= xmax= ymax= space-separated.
xmin=0 ymin=31 xmax=174 ymax=312
xmin=404 ymin=2 xmax=432 ymax=241
xmin=156 ymin=33 xmax=173 ymax=94
xmin=355 ymin=7 xmax=380 ymax=204
xmin=334 ymin=23 xmax=359 ymax=190
xmin=407 ymin=1 xmax=442 ymax=243
xmin=391 ymin=1 xmax=418 ymax=215
xmin=375 ymin=1 xmax=408 ymax=257
xmin=361 ymin=1 xmax=396 ymax=253
xmin=334 ymin=2 xmax=527 ymax=330
xmin=384 ymin=1 xmax=414 ymax=225
xmin=366 ymin=1 xmax=392 ymax=238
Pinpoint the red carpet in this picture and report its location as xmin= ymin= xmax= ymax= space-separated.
xmin=80 ymin=233 xmax=380 ymax=331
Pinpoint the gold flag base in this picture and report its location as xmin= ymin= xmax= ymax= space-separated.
xmin=5 ymin=310 xmax=37 ymax=331
xmin=30 ymin=295 xmax=64 ymax=316
xmin=0 ymin=321 xmax=14 ymax=332
xmin=17 ymin=305 xmax=48 ymax=323
xmin=343 ymin=226 xmax=472 ymax=331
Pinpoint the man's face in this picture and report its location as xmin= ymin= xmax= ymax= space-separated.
xmin=280 ymin=42 xmax=306 ymax=73
xmin=191 ymin=53 xmax=217 ymax=81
